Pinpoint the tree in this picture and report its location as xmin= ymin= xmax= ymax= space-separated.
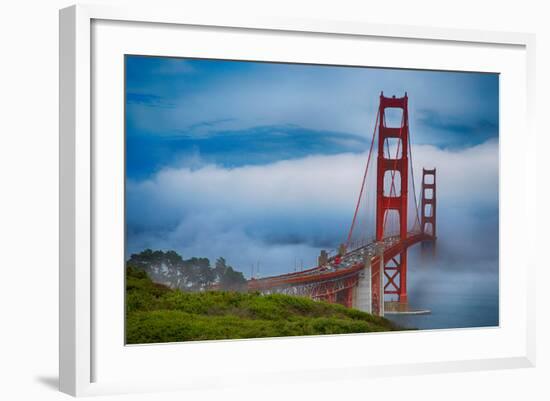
xmin=125 ymin=250 xmax=246 ymax=292
xmin=215 ymin=258 xmax=247 ymax=291
xmin=214 ymin=257 xmax=228 ymax=278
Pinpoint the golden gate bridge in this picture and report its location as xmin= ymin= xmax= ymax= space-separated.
xmin=248 ymin=92 xmax=437 ymax=317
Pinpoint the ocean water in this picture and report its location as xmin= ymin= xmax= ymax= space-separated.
xmin=385 ymin=265 xmax=499 ymax=330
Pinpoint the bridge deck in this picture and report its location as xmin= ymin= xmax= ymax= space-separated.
xmin=248 ymin=231 xmax=433 ymax=290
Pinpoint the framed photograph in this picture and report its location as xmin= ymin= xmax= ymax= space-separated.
xmin=59 ymin=4 xmax=536 ymax=396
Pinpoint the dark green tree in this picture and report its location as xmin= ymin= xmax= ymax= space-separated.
xmin=126 ymin=250 xmax=246 ymax=292
xmin=214 ymin=257 xmax=246 ymax=291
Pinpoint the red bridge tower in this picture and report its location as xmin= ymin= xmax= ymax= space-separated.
xmin=375 ymin=92 xmax=409 ymax=304
xmin=421 ymin=168 xmax=437 ymax=241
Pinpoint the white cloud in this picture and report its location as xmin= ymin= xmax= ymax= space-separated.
xmin=127 ymin=140 xmax=499 ymax=276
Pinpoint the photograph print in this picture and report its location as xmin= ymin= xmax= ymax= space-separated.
xmin=124 ymin=55 xmax=499 ymax=344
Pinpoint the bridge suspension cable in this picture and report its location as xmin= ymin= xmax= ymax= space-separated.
xmin=408 ymin=126 xmax=422 ymax=231
xmin=346 ymin=106 xmax=380 ymax=247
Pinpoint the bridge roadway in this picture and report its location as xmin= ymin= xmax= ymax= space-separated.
xmin=247 ymin=231 xmax=433 ymax=291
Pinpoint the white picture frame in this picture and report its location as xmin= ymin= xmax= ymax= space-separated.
xmin=59 ymin=3 xmax=536 ymax=397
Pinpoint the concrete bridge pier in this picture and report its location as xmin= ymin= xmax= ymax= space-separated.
xmin=352 ymin=245 xmax=386 ymax=317
xmin=352 ymin=255 xmax=373 ymax=314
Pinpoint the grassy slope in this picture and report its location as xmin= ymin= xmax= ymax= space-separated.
xmin=126 ymin=268 xmax=400 ymax=344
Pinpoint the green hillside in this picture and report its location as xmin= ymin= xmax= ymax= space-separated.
xmin=126 ymin=266 xmax=400 ymax=344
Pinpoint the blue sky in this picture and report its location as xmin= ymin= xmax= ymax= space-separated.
xmin=126 ymin=56 xmax=498 ymax=179
xmin=125 ymin=55 xmax=499 ymax=279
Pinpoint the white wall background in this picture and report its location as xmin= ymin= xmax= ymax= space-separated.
xmin=0 ymin=0 xmax=547 ymax=399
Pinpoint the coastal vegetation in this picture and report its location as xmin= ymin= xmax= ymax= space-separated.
xmin=126 ymin=262 xmax=399 ymax=344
